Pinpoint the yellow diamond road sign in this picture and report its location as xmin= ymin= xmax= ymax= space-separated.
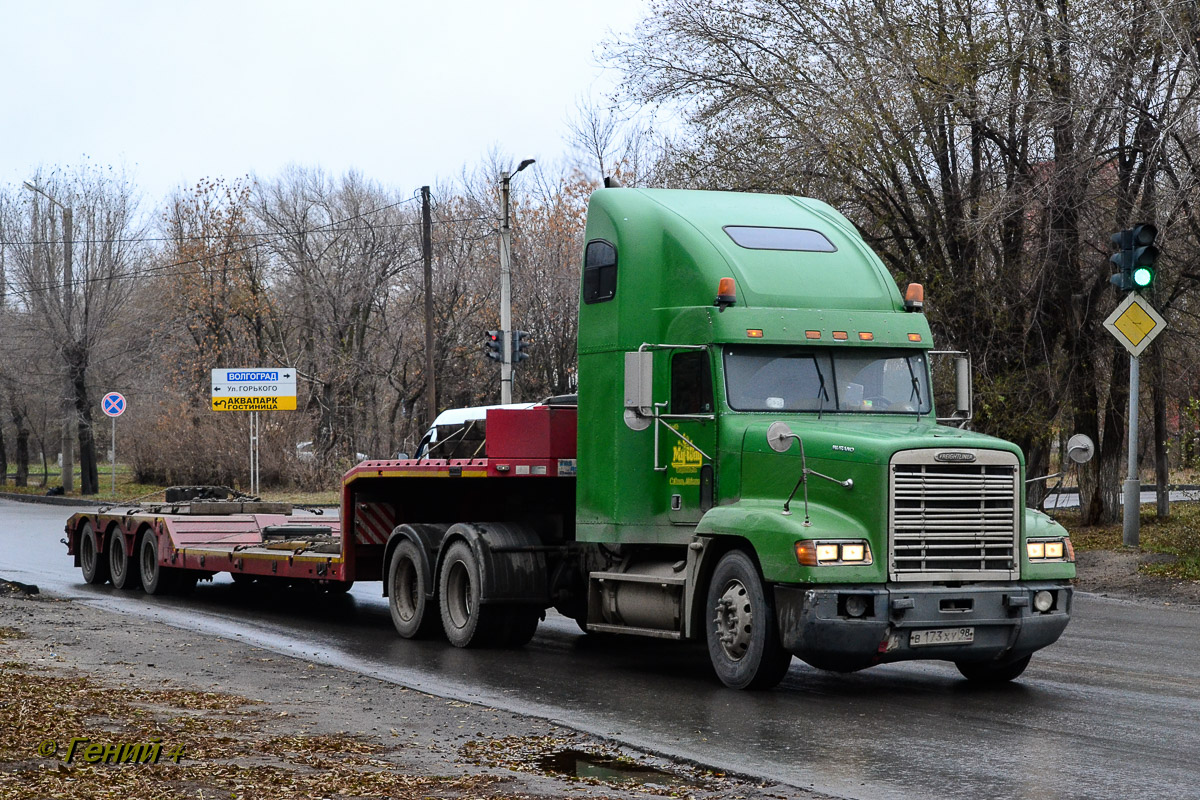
xmin=1104 ymin=294 xmax=1167 ymax=357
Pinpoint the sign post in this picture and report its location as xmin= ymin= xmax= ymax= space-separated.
xmin=1104 ymin=295 xmax=1168 ymax=546
xmin=211 ymin=369 xmax=297 ymax=496
xmin=101 ymin=392 xmax=126 ymax=499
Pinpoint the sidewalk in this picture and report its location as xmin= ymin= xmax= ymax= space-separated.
xmin=0 ymin=586 xmax=800 ymax=800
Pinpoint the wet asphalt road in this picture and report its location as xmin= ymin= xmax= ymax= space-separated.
xmin=3 ymin=499 xmax=1199 ymax=800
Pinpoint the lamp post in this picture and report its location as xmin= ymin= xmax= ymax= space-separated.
xmin=498 ymin=158 xmax=535 ymax=404
xmin=23 ymin=181 xmax=74 ymax=494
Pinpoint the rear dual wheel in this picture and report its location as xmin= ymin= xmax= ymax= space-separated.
xmin=109 ymin=529 xmax=141 ymax=591
xmin=139 ymin=530 xmax=173 ymax=595
xmin=388 ymin=539 xmax=440 ymax=639
xmin=438 ymin=540 xmax=539 ymax=648
xmin=138 ymin=529 xmax=196 ymax=595
xmin=78 ymin=521 xmax=110 ymax=585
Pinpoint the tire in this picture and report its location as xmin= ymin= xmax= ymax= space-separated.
xmin=174 ymin=572 xmax=199 ymax=594
xmin=500 ymin=606 xmax=541 ymax=647
xmin=705 ymin=550 xmax=793 ymax=690
xmin=108 ymin=528 xmax=141 ymax=591
xmin=389 ymin=539 xmax=440 ymax=639
xmin=138 ymin=530 xmax=175 ymax=595
xmin=438 ymin=540 xmax=502 ymax=647
xmin=956 ymin=654 xmax=1032 ymax=684
xmin=79 ymin=521 xmax=110 ymax=585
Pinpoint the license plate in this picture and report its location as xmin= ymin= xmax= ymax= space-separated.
xmin=910 ymin=627 xmax=974 ymax=647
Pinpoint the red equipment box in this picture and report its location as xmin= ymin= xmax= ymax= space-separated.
xmin=486 ymin=406 xmax=577 ymax=460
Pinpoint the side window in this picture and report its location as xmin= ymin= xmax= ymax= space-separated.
xmin=583 ymin=239 xmax=617 ymax=304
xmin=671 ymin=351 xmax=713 ymax=414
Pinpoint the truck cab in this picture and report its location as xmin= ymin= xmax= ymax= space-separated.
xmin=575 ymin=188 xmax=1074 ymax=687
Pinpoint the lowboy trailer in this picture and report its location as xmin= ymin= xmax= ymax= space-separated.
xmin=66 ymin=188 xmax=1080 ymax=689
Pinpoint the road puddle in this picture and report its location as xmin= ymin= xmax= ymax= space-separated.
xmin=536 ymin=748 xmax=698 ymax=789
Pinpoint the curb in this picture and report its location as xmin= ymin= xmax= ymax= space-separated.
xmin=0 ymin=491 xmax=110 ymax=507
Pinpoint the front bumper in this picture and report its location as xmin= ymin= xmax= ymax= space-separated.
xmin=775 ymin=582 xmax=1071 ymax=672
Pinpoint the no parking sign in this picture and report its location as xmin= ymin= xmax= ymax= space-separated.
xmin=102 ymin=392 xmax=126 ymax=417
xmin=101 ymin=392 xmax=125 ymax=496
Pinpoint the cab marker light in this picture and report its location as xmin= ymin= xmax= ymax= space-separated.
xmin=859 ymin=332 xmax=874 ymax=341
xmin=747 ymin=329 xmax=764 ymax=338
xmin=806 ymin=330 xmax=822 ymax=339
xmin=833 ymin=331 xmax=848 ymax=340
xmin=908 ymin=333 xmax=922 ymax=342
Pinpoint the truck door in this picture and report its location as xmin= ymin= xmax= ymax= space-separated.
xmin=663 ymin=349 xmax=717 ymax=524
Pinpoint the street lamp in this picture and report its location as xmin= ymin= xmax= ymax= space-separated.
xmin=23 ymin=181 xmax=75 ymax=494
xmin=498 ymin=158 xmax=535 ymax=404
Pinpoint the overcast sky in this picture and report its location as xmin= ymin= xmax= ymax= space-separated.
xmin=1 ymin=0 xmax=649 ymax=203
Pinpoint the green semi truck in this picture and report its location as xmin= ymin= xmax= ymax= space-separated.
xmin=65 ymin=187 xmax=1080 ymax=690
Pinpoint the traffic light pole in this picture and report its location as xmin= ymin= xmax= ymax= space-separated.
xmin=499 ymin=174 xmax=514 ymax=404
xmin=1124 ymin=354 xmax=1140 ymax=547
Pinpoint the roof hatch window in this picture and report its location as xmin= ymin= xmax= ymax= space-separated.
xmin=724 ymin=226 xmax=836 ymax=252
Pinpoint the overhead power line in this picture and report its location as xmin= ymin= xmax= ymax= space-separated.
xmin=0 ymin=196 xmax=495 ymax=299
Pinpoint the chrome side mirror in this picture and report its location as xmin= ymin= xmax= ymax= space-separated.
xmin=767 ymin=421 xmax=796 ymax=452
xmin=1066 ymin=433 xmax=1094 ymax=464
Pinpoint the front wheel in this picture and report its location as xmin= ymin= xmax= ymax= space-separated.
xmin=956 ymin=654 xmax=1032 ymax=683
xmin=705 ymin=550 xmax=793 ymax=690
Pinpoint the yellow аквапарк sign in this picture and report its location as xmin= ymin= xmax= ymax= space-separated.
xmin=211 ymin=396 xmax=297 ymax=412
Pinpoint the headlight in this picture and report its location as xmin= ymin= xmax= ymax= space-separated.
xmin=1027 ymin=537 xmax=1073 ymax=562
xmin=795 ymin=540 xmax=874 ymax=566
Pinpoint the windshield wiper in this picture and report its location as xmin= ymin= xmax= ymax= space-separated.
xmin=813 ymin=358 xmax=830 ymax=419
xmin=904 ymin=357 xmax=924 ymax=419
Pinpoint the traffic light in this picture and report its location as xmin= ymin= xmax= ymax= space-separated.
xmin=484 ymin=330 xmax=503 ymax=361
xmin=512 ymin=330 xmax=531 ymax=363
xmin=1110 ymin=224 xmax=1158 ymax=292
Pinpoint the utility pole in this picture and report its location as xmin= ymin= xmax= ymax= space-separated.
xmin=421 ymin=186 xmax=436 ymax=428
xmin=23 ymin=181 xmax=74 ymax=493
xmin=498 ymin=159 xmax=534 ymax=404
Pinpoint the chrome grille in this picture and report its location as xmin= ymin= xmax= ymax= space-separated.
xmin=889 ymin=450 xmax=1020 ymax=581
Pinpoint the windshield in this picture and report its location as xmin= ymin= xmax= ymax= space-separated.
xmin=724 ymin=346 xmax=932 ymax=414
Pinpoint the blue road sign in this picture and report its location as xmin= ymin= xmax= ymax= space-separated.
xmin=102 ymin=392 xmax=126 ymax=417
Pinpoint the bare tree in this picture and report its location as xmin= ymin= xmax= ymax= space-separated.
xmin=0 ymin=167 xmax=148 ymax=494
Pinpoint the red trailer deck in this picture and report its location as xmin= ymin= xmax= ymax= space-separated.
xmin=64 ymin=404 xmax=578 ymax=596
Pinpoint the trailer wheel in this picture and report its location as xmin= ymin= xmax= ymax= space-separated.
xmin=108 ymin=529 xmax=141 ymax=591
xmin=174 ymin=572 xmax=199 ymax=594
xmin=79 ymin=521 xmax=109 ymax=585
xmin=705 ymin=550 xmax=792 ymax=690
xmin=955 ymin=654 xmax=1032 ymax=684
xmin=139 ymin=531 xmax=174 ymax=595
xmin=439 ymin=540 xmax=501 ymax=647
xmin=389 ymin=540 xmax=439 ymax=639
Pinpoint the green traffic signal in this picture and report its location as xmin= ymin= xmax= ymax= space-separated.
xmin=1109 ymin=223 xmax=1159 ymax=292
